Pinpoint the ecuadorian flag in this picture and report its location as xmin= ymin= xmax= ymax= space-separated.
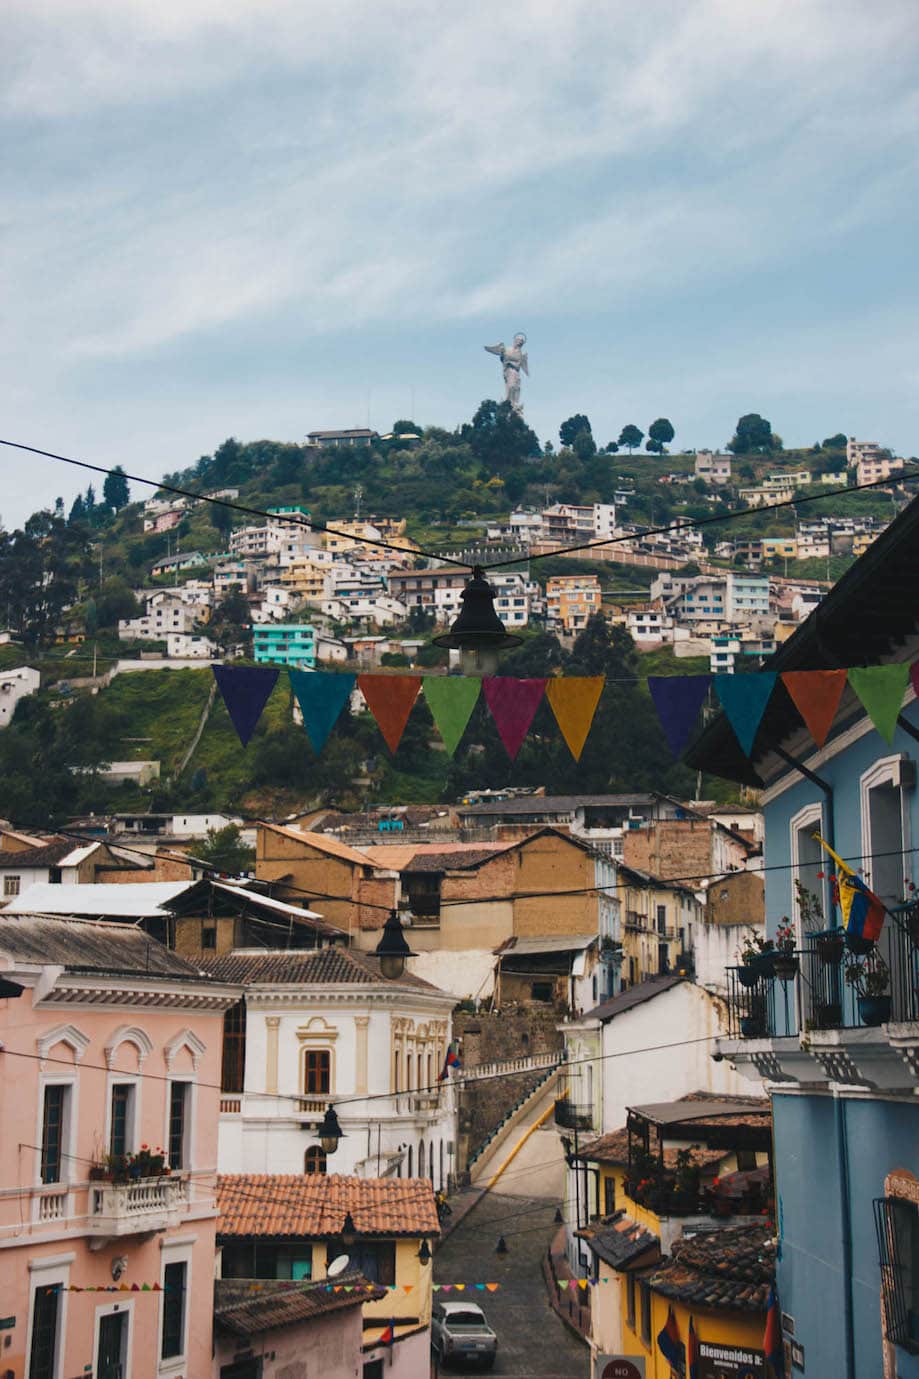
xmin=438 ymin=1041 xmax=462 ymax=1080
xmin=657 ymin=1305 xmax=683 ymax=1367
xmin=814 ymin=834 xmax=886 ymax=944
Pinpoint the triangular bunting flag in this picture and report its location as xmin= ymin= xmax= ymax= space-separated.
xmin=714 ymin=673 xmax=777 ymax=756
xmin=422 ymin=676 xmax=481 ymax=756
xmin=453 ymin=1283 xmax=466 ymax=1291
xmin=289 ymin=669 xmax=356 ymax=752
xmin=358 ymin=675 xmax=422 ymax=753
xmin=482 ymin=678 xmax=547 ymax=759
xmin=648 ymin=675 xmax=711 ymax=758
xmin=544 ymin=676 xmax=604 ymax=760
xmin=781 ymin=669 xmax=848 ymax=748
xmin=212 ymin=665 xmax=279 ymax=746
xmin=485 ymin=1283 xmax=499 ymax=1292
xmin=403 ymin=1284 xmax=414 ymax=1294
xmin=475 ymin=1283 xmax=485 ymax=1290
xmin=848 ymin=664 xmax=909 ymax=744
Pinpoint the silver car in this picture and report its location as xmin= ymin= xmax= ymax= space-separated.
xmin=431 ymin=1301 xmax=498 ymax=1370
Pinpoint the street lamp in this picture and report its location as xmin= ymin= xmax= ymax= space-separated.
xmin=341 ymin=1212 xmax=358 ymax=1248
xmin=317 ymin=1105 xmax=344 ymax=1155
xmin=495 ymin=1236 xmax=508 ymax=1257
xmin=373 ymin=909 xmax=416 ymax=981
xmin=417 ymin=1239 xmax=432 ymax=1266
xmin=432 ymin=566 xmax=523 ymax=676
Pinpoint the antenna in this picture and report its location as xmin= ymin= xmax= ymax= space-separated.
xmin=354 ymin=485 xmax=363 ymax=520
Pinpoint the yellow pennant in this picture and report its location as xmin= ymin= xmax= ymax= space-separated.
xmin=544 ymin=677 xmax=605 ymax=761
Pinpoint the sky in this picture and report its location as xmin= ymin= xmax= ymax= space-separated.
xmin=3 ymin=0 xmax=918 ymax=526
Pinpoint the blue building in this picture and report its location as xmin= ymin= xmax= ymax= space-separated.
xmin=688 ymin=497 xmax=919 ymax=1379
xmin=252 ymin=623 xmax=316 ymax=669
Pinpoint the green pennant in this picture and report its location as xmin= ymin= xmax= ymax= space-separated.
xmin=848 ymin=664 xmax=909 ymax=744
xmin=422 ymin=676 xmax=481 ymax=756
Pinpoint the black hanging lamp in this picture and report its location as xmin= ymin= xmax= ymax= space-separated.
xmin=317 ymin=1105 xmax=344 ymax=1154
xmin=373 ymin=909 xmax=416 ymax=981
xmin=417 ymin=1239 xmax=432 ymax=1265
xmin=433 ymin=565 xmax=523 ymax=675
xmin=341 ymin=1211 xmax=358 ymax=1247
xmin=495 ymin=1235 xmax=509 ymax=1257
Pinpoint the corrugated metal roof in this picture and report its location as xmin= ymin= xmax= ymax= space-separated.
xmin=0 ymin=914 xmax=205 ymax=977
xmin=459 ymin=794 xmax=661 ymax=816
xmin=496 ymin=935 xmax=596 ymax=956
xmin=627 ymin=1098 xmax=770 ymax=1127
xmin=5 ymin=881 xmax=191 ymax=918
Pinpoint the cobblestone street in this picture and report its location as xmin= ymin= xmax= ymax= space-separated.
xmin=433 ymin=1193 xmax=589 ymax=1379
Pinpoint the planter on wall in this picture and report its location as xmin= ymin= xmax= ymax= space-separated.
xmin=857 ymin=995 xmax=891 ymax=1027
xmin=815 ymin=930 xmax=845 ymax=965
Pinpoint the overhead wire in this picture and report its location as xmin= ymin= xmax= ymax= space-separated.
xmin=1 ymin=435 xmax=915 ymax=575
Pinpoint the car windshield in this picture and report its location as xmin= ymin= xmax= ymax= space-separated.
xmin=447 ymin=1311 xmax=487 ymax=1329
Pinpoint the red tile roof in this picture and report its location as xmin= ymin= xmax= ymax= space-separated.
xmin=648 ymin=1224 xmax=776 ymax=1312
xmin=217 ymin=1174 xmax=440 ymax=1240
xmin=197 ymin=946 xmax=438 ymax=990
xmin=214 ymin=1274 xmax=384 ymax=1335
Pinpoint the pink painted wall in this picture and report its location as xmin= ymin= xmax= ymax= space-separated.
xmin=0 ymin=978 xmax=228 ymax=1379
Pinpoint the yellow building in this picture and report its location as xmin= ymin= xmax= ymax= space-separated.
xmin=546 ymin=574 xmax=602 ymax=632
xmin=576 ymin=1099 xmax=774 ymax=1374
xmin=321 ymin=519 xmax=420 ymax=562
xmin=281 ymin=556 xmax=331 ymax=601
xmin=618 ymin=864 xmax=696 ymax=985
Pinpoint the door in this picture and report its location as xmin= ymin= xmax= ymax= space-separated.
xmin=29 ymin=1287 xmax=60 ymax=1379
xmin=97 ymin=1311 xmax=127 ymax=1379
xmin=220 ymin=1362 xmax=262 ymax=1379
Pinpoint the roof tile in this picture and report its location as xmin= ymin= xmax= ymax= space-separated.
xmin=217 ymin=1174 xmax=440 ymax=1239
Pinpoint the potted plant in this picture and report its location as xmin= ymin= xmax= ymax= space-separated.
xmin=738 ymin=932 xmax=774 ymax=984
xmin=772 ymin=921 xmax=798 ymax=981
xmin=815 ymin=929 xmax=845 ymax=964
xmin=845 ymin=954 xmax=891 ymax=1026
xmin=740 ymin=994 xmax=767 ymax=1038
xmin=673 ymin=1148 xmax=700 ymax=1207
xmin=92 ymin=1146 xmax=171 ymax=1184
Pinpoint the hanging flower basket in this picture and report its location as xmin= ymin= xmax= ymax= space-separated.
xmin=751 ymin=950 xmax=777 ymax=979
xmin=740 ymin=1014 xmax=766 ymax=1038
xmin=815 ymin=1001 xmax=842 ymax=1029
xmin=845 ymin=932 xmax=875 ymax=957
xmin=858 ymin=994 xmax=891 ymax=1027
xmin=773 ymin=954 xmax=799 ymax=982
xmin=737 ymin=964 xmax=760 ymax=989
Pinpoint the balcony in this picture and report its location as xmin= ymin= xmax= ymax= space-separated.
xmin=720 ymin=909 xmax=919 ymax=1090
xmin=87 ymin=1175 xmax=189 ymax=1244
xmin=554 ymin=1098 xmax=595 ymax=1132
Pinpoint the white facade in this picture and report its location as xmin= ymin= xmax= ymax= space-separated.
xmin=725 ymin=570 xmax=770 ymax=623
xmin=119 ymin=598 xmax=200 ymax=642
xmin=218 ymin=965 xmax=458 ymax=1187
xmin=0 ymin=666 xmax=40 ymax=727
xmin=167 ymin=632 xmax=216 ymax=659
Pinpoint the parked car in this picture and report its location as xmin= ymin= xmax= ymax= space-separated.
xmin=431 ymin=1301 xmax=498 ymax=1370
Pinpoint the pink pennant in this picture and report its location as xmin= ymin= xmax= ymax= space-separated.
xmin=483 ymin=678 xmax=548 ymax=759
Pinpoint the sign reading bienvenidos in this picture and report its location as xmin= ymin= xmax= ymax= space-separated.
xmin=698 ymin=1341 xmax=766 ymax=1378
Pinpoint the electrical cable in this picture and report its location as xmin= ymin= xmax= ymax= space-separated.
xmin=1 ymin=435 xmax=915 ymax=577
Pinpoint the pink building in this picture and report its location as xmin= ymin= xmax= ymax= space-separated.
xmin=0 ymin=914 xmax=240 ymax=1379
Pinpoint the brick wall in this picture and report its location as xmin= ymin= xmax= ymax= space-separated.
xmin=623 ymin=819 xmax=712 ymax=880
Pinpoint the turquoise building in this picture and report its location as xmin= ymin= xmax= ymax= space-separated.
xmin=689 ymin=497 xmax=919 ymax=1379
xmin=253 ymin=623 xmax=316 ymax=669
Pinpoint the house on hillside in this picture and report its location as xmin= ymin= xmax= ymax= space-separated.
xmin=0 ymin=914 xmax=241 ymax=1379
xmin=255 ymin=823 xmax=621 ymax=1002
xmin=0 ymin=836 xmax=139 ymax=903
xmin=217 ymin=1174 xmax=438 ymax=1378
xmin=0 ymin=666 xmax=40 ymax=726
xmin=164 ymin=877 xmax=345 ymax=958
xmin=686 ymin=490 xmax=919 ymax=1379
xmin=199 ymin=945 xmax=456 ymax=1185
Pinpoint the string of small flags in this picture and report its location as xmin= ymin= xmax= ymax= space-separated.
xmin=48 ymin=1277 xmax=621 ymax=1295
xmin=214 ymin=661 xmax=919 ymax=763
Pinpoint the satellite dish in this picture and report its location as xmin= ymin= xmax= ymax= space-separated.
xmin=327 ymin=1254 xmax=350 ymax=1278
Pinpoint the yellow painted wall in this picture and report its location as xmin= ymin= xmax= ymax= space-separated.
xmin=621 ymin=1285 xmax=765 ymax=1378
xmin=309 ymin=1237 xmax=433 ymax=1326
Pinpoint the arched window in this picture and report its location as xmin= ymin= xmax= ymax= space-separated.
xmin=418 ymin=1141 xmax=426 ymax=1179
xmin=426 ymin=1052 xmax=433 ymax=1089
xmin=407 ymin=1145 xmax=413 ymax=1177
xmin=304 ymin=1049 xmax=331 ymax=1094
xmin=406 ymin=1053 xmax=414 ymax=1092
xmin=304 ymin=1145 xmax=327 ymax=1175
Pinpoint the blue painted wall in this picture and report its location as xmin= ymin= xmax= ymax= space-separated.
xmin=762 ymin=698 xmax=919 ymax=934
xmin=775 ymin=1091 xmax=919 ymax=1378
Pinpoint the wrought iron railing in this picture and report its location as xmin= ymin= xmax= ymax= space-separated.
xmin=554 ymin=1098 xmax=595 ymax=1131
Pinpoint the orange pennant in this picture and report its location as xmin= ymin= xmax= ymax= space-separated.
xmin=544 ymin=677 xmax=604 ymax=760
xmin=403 ymin=1284 xmax=413 ymax=1294
xmin=781 ymin=670 xmax=848 ymax=747
xmin=358 ymin=675 xmax=422 ymax=754
xmin=485 ymin=1283 xmax=499 ymax=1292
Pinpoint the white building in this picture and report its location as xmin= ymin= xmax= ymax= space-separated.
xmin=206 ymin=947 xmax=458 ymax=1186
xmin=119 ymin=595 xmax=201 ymax=642
xmin=724 ymin=570 xmax=770 ymax=623
xmin=433 ymin=571 xmax=538 ymax=629
xmin=167 ymin=632 xmax=217 ymax=659
xmin=0 ymin=666 xmax=40 ymax=727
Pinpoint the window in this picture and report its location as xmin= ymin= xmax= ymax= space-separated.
xmin=161 ymin=1261 xmax=187 ymax=1360
xmin=604 ymin=1177 xmax=616 ymax=1216
xmin=531 ymin=981 xmax=554 ymax=1002
xmin=790 ymin=802 xmax=824 ymax=936
xmin=626 ymin=1273 xmax=636 ymax=1329
xmin=29 ymin=1285 xmax=60 ymax=1379
xmin=402 ymin=872 xmax=441 ymax=922
xmin=201 ymin=925 xmax=217 ymax=950
xmin=97 ymin=1311 xmax=128 ymax=1379
xmin=168 ymin=1082 xmax=189 ymax=1170
xmin=41 ymin=1085 xmax=68 ymax=1184
xmin=876 ymin=1196 xmax=919 ymax=1353
xmin=221 ymin=1000 xmax=246 ymax=1094
xmin=3 ymin=874 xmax=20 ymax=896
xmin=325 ymin=1240 xmax=396 ymax=1286
xmin=109 ymin=1084 xmax=135 ymax=1159
xmin=639 ymin=1281 xmax=652 ymax=1345
xmin=656 ymin=904 xmax=667 ymax=934
xmin=304 ymin=1146 xmax=327 ymax=1175
xmin=304 ymin=1049 xmax=331 ymax=1095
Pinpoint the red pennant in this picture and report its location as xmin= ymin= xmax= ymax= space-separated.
xmin=781 ymin=669 xmax=848 ymax=747
xmin=358 ymin=675 xmax=422 ymax=753
xmin=482 ymin=678 xmax=547 ymax=759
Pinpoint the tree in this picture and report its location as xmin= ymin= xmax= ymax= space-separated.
xmin=461 ymin=400 xmax=540 ymax=471
xmin=648 ymin=418 xmax=675 ymax=452
xmin=573 ymin=430 xmax=597 ymax=460
xmin=392 ymin=418 xmax=421 ymax=437
xmin=605 ymin=442 xmax=619 ymax=453
xmin=728 ymin=413 xmax=775 ymax=454
xmin=822 ymin=433 xmax=847 ymax=450
xmin=210 ymin=591 xmax=251 ymax=656
xmin=102 ymin=466 xmax=130 ymax=511
xmin=95 ymin=577 xmax=140 ymax=629
xmin=618 ymin=424 xmax=644 ymax=453
xmin=69 ymin=494 xmax=86 ymax=525
xmin=646 ymin=439 xmax=664 ymax=454
xmin=559 ymin=414 xmax=592 ymax=447
xmin=194 ymin=824 xmax=255 ymax=875
xmin=210 ymin=501 xmax=234 ymax=541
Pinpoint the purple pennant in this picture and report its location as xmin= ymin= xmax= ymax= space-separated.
xmin=648 ymin=675 xmax=711 ymax=758
xmin=212 ymin=665 xmax=279 ymax=746
xmin=483 ymin=678 xmax=548 ymax=759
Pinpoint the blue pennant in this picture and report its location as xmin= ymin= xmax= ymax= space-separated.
xmin=212 ymin=665 xmax=279 ymax=746
xmin=714 ymin=673 xmax=777 ymax=756
xmin=289 ymin=670 xmax=356 ymax=751
xmin=648 ymin=675 xmax=711 ymax=758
